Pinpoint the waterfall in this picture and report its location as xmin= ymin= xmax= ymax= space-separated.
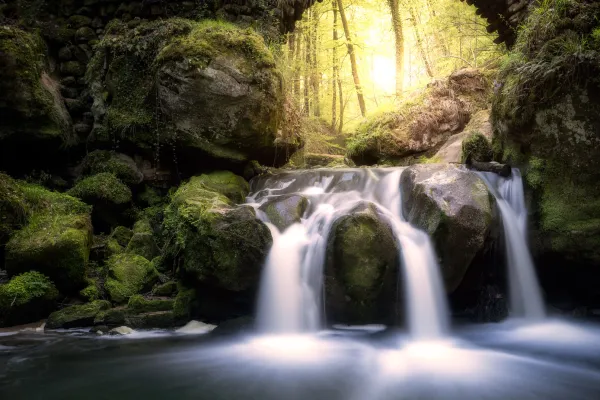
xmin=247 ymin=168 xmax=449 ymax=338
xmin=476 ymin=169 xmax=546 ymax=320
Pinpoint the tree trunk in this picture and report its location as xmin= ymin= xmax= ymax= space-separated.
xmin=407 ymin=5 xmax=434 ymax=78
xmin=338 ymin=78 xmax=344 ymax=133
xmin=293 ymin=29 xmax=301 ymax=99
xmin=304 ymin=12 xmax=311 ymax=115
xmin=288 ymin=32 xmax=296 ymax=97
xmin=332 ymin=2 xmax=339 ymax=130
xmin=388 ymin=0 xmax=404 ymax=95
xmin=311 ymin=10 xmax=321 ymax=117
xmin=337 ymin=0 xmax=366 ymax=117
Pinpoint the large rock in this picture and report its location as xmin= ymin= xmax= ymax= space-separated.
xmin=5 ymin=184 xmax=92 ymax=293
xmin=325 ymin=203 xmax=399 ymax=324
xmin=77 ymin=150 xmax=144 ymax=186
xmin=401 ymin=164 xmax=497 ymax=292
xmin=259 ymin=194 xmax=308 ymax=231
xmin=491 ymin=0 xmax=600 ymax=306
xmin=348 ymin=69 xmax=489 ymax=165
xmin=0 ymin=27 xmax=73 ymax=173
xmin=87 ymin=19 xmax=289 ymax=173
xmin=104 ymin=253 xmax=160 ymax=303
xmin=434 ymin=109 xmax=493 ymax=163
xmin=0 ymin=271 xmax=59 ymax=327
xmin=163 ymin=172 xmax=272 ymax=292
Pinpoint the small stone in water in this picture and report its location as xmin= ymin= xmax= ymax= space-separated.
xmin=176 ymin=320 xmax=216 ymax=334
xmin=109 ymin=326 xmax=135 ymax=336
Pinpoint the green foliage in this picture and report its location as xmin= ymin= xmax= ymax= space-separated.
xmin=68 ymin=173 xmax=132 ymax=205
xmin=461 ymin=132 xmax=492 ymax=163
xmin=152 ymin=281 xmax=178 ymax=296
xmin=80 ymin=281 xmax=100 ymax=301
xmin=110 ymin=226 xmax=133 ymax=247
xmin=173 ymin=286 xmax=197 ymax=320
xmin=0 ymin=271 xmax=58 ymax=309
xmin=105 ymin=253 xmax=159 ymax=303
xmin=0 ymin=173 xmax=28 ymax=243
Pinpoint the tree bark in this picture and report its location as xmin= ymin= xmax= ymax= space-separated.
xmin=288 ymin=32 xmax=296 ymax=97
xmin=332 ymin=2 xmax=339 ymax=130
xmin=304 ymin=11 xmax=311 ymax=115
xmin=388 ymin=0 xmax=404 ymax=95
xmin=293 ymin=29 xmax=301 ymax=99
xmin=337 ymin=0 xmax=366 ymax=117
xmin=311 ymin=9 xmax=321 ymax=117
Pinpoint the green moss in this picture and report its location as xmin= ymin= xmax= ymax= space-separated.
xmin=68 ymin=173 xmax=132 ymax=205
xmin=193 ymin=171 xmax=250 ymax=203
xmin=68 ymin=15 xmax=91 ymax=28
xmin=5 ymin=185 xmax=92 ymax=293
xmin=0 ymin=271 xmax=58 ymax=326
xmin=127 ymin=294 xmax=174 ymax=313
xmin=152 ymin=281 xmax=178 ymax=296
xmin=93 ymin=307 xmax=126 ymax=326
xmin=110 ymin=226 xmax=133 ymax=247
xmin=78 ymin=150 xmax=142 ymax=186
xmin=173 ymin=286 xmax=197 ymax=320
xmin=126 ymin=310 xmax=176 ymax=329
xmin=0 ymin=26 xmax=68 ymax=138
xmin=138 ymin=186 xmax=163 ymax=207
xmin=126 ymin=232 xmax=159 ymax=261
xmin=0 ymin=173 xmax=28 ymax=244
xmin=80 ymin=279 xmax=100 ymax=301
xmin=105 ymin=253 xmax=159 ymax=303
xmin=46 ymin=300 xmax=111 ymax=329
xmin=133 ymin=219 xmax=153 ymax=234
xmin=461 ymin=132 xmax=493 ymax=163
xmin=107 ymin=239 xmax=124 ymax=255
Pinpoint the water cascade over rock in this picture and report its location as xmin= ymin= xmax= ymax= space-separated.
xmin=476 ymin=169 xmax=546 ymax=320
xmin=247 ymin=168 xmax=449 ymax=338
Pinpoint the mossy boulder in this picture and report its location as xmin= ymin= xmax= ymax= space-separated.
xmin=0 ymin=173 xmax=28 ymax=244
xmin=0 ymin=26 xmax=73 ymax=172
xmin=0 ymin=271 xmax=58 ymax=327
xmin=325 ymin=203 xmax=399 ymax=324
xmin=125 ymin=219 xmax=159 ymax=260
xmin=87 ymin=19 xmax=287 ymax=172
xmin=435 ymin=109 xmax=492 ymax=163
xmin=5 ymin=185 xmax=92 ymax=293
xmin=77 ymin=150 xmax=144 ymax=186
xmin=192 ymin=171 xmax=250 ymax=203
xmin=173 ymin=286 xmax=198 ymax=321
xmin=401 ymin=164 xmax=497 ymax=292
xmin=127 ymin=294 xmax=174 ymax=313
xmin=491 ymin=0 xmax=600 ymax=301
xmin=105 ymin=253 xmax=159 ymax=303
xmin=93 ymin=307 xmax=126 ymax=327
xmin=68 ymin=173 xmax=132 ymax=206
xmin=110 ymin=226 xmax=134 ymax=247
xmin=126 ymin=311 xmax=176 ymax=329
xmin=163 ymin=175 xmax=272 ymax=292
xmin=152 ymin=281 xmax=178 ymax=296
xmin=461 ymin=132 xmax=492 ymax=163
xmin=46 ymin=300 xmax=111 ymax=329
xmin=259 ymin=194 xmax=308 ymax=231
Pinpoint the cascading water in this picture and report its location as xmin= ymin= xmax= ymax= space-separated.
xmin=477 ymin=169 xmax=546 ymax=320
xmin=246 ymin=168 xmax=449 ymax=338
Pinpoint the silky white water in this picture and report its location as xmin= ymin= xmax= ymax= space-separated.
xmin=477 ymin=169 xmax=546 ymax=320
xmin=247 ymin=168 xmax=449 ymax=338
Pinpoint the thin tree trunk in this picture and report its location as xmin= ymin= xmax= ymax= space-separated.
xmin=388 ymin=0 xmax=404 ymax=95
xmin=337 ymin=0 xmax=366 ymax=117
xmin=311 ymin=10 xmax=320 ymax=117
xmin=288 ymin=32 xmax=296 ymax=97
xmin=338 ymin=77 xmax=344 ymax=133
xmin=407 ymin=5 xmax=434 ymax=78
xmin=332 ymin=2 xmax=338 ymax=130
xmin=304 ymin=11 xmax=311 ymax=115
xmin=293 ymin=28 xmax=301 ymax=99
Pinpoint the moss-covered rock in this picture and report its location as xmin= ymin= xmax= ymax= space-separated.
xmin=77 ymin=150 xmax=144 ymax=186
xmin=80 ymin=279 xmax=101 ymax=301
xmin=401 ymin=164 xmax=497 ymax=292
xmin=434 ymin=109 xmax=492 ymax=163
xmin=163 ymin=175 xmax=272 ymax=292
xmin=126 ymin=310 xmax=176 ymax=329
xmin=110 ymin=226 xmax=134 ymax=247
xmin=5 ymin=184 xmax=92 ymax=293
xmin=192 ymin=171 xmax=250 ymax=203
xmin=347 ymin=69 xmax=488 ymax=165
xmin=325 ymin=203 xmax=399 ymax=324
xmin=259 ymin=194 xmax=308 ymax=231
xmin=46 ymin=300 xmax=111 ymax=329
xmin=0 ymin=173 xmax=28 ymax=244
xmin=173 ymin=286 xmax=197 ymax=321
xmin=0 ymin=271 xmax=58 ymax=327
xmin=152 ymin=281 xmax=178 ymax=296
xmin=127 ymin=294 xmax=174 ymax=313
xmin=461 ymin=132 xmax=493 ymax=163
xmin=491 ymin=1 xmax=600 ymax=285
xmin=68 ymin=173 xmax=132 ymax=205
xmin=0 ymin=27 xmax=73 ymax=172
xmin=93 ymin=307 xmax=126 ymax=327
xmin=126 ymin=232 xmax=160 ymax=261
xmin=87 ymin=19 xmax=287 ymax=172
xmin=105 ymin=253 xmax=159 ymax=303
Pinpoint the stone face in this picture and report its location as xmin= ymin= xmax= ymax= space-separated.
xmin=435 ymin=109 xmax=493 ymax=163
xmin=105 ymin=253 xmax=160 ymax=303
xmin=259 ymin=194 xmax=308 ymax=231
xmin=325 ymin=203 xmax=399 ymax=324
xmin=401 ymin=164 xmax=497 ymax=292
xmin=77 ymin=150 xmax=144 ymax=186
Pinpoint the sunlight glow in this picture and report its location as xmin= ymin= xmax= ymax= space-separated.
xmin=370 ymin=55 xmax=396 ymax=92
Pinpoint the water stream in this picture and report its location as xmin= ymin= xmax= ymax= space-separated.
xmin=247 ymin=168 xmax=449 ymax=338
xmin=477 ymin=169 xmax=546 ymax=320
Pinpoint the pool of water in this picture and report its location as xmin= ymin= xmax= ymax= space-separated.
xmin=2 ymin=319 xmax=600 ymax=399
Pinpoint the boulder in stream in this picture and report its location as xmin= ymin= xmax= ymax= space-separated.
xmin=401 ymin=164 xmax=498 ymax=292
